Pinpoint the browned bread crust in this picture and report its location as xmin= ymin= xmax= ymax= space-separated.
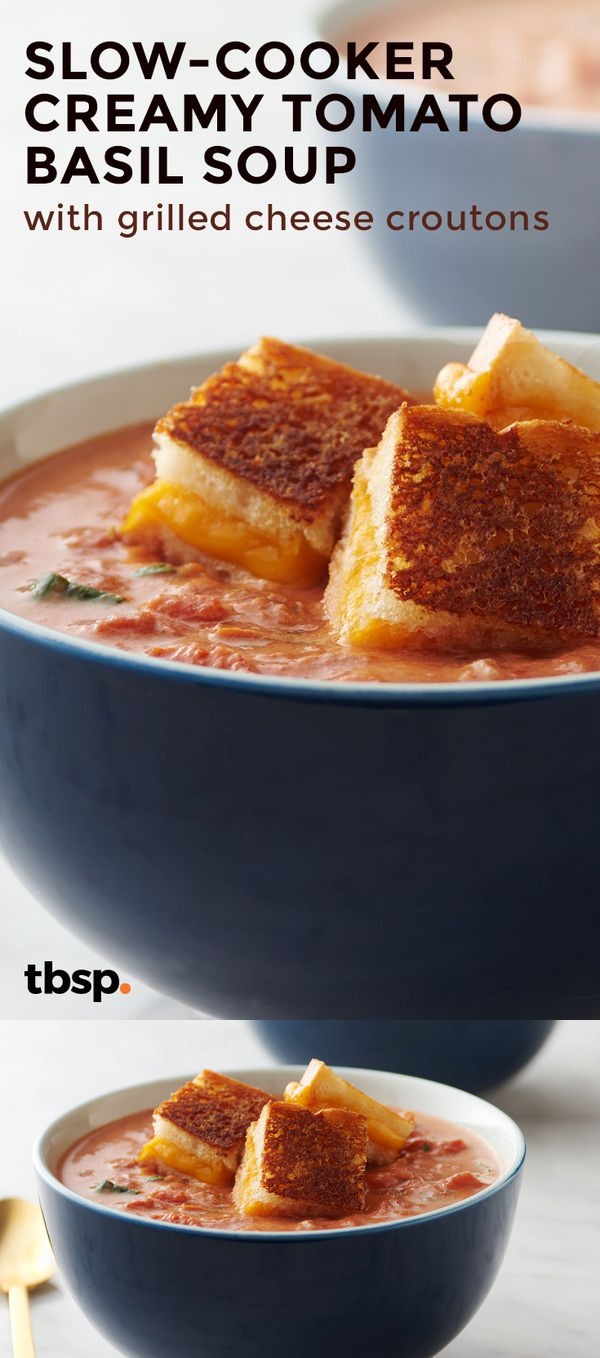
xmin=434 ymin=314 xmax=600 ymax=431
xmin=383 ymin=405 xmax=600 ymax=639
xmin=156 ymin=1071 xmax=271 ymax=1153
xmin=284 ymin=1060 xmax=414 ymax=1161
xmin=253 ymin=1100 xmax=367 ymax=1215
xmin=158 ymin=337 xmax=411 ymax=521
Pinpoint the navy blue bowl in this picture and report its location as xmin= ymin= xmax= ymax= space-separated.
xmin=2 ymin=338 xmax=600 ymax=1017
xmin=34 ymin=1066 xmax=525 ymax=1358
xmin=253 ymin=1021 xmax=556 ymax=1093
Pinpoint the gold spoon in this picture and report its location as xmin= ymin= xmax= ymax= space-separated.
xmin=0 ymin=1199 xmax=55 ymax=1358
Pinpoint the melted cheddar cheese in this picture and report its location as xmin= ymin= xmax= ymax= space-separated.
xmin=122 ymin=480 xmax=326 ymax=587
xmin=138 ymin=1136 xmax=233 ymax=1186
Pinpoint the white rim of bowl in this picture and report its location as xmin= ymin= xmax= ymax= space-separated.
xmin=33 ymin=1065 xmax=526 ymax=1242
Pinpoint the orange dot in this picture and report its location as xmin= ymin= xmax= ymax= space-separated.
xmin=120 ymin=982 xmax=131 ymax=995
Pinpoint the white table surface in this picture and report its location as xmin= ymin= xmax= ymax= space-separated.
xmin=0 ymin=1019 xmax=598 ymax=1357
xmin=0 ymin=0 xmax=416 ymax=1015
xmin=0 ymin=859 xmax=198 ymax=1018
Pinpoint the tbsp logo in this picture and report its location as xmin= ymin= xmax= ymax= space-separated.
xmin=24 ymin=960 xmax=132 ymax=1003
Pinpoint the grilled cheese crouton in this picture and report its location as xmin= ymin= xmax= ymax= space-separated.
xmin=326 ymin=404 xmax=600 ymax=651
xmin=435 ymin=314 xmax=600 ymax=430
xmin=284 ymin=1060 xmax=414 ymax=1165
xmin=122 ymin=338 xmax=410 ymax=586
xmin=233 ymin=1100 xmax=368 ymax=1219
xmin=139 ymin=1070 xmax=271 ymax=1185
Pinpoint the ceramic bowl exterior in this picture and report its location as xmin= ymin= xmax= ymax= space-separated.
xmin=2 ymin=336 xmax=600 ymax=1016
xmin=35 ymin=1066 xmax=525 ymax=1358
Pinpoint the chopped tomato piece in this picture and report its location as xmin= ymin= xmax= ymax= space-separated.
xmin=444 ymin=1171 xmax=485 ymax=1191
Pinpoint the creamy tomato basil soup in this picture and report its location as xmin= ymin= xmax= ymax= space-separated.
xmin=1 ymin=424 xmax=599 ymax=683
xmin=342 ymin=0 xmax=600 ymax=114
xmin=59 ymin=1107 xmax=502 ymax=1231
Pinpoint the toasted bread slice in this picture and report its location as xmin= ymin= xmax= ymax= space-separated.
xmin=233 ymin=1100 xmax=368 ymax=1219
xmin=435 ymin=314 xmax=600 ymax=430
xmin=139 ymin=1070 xmax=271 ymax=1185
xmin=326 ymin=404 xmax=600 ymax=651
xmin=122 ymin=338 xmax=410 ymax=587
xmin=285 ymin=1060 xmax=414 ymax=1165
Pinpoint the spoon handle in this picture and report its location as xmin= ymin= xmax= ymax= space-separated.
xmin=8 ymin=1286 xmax=35 ymax=1358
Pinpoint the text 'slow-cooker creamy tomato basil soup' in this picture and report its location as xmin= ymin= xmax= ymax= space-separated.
xmin=3 ymin=317 xmax=600 ymax=685
xmin=341 ymin=0 xmax=600 ymax=114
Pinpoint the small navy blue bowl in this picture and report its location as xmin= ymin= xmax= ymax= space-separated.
xmin=253 ymin=1021 xmax=556 ymax=1093
xmin=2 ymin=336 xmax=600 ymax=1017
xmin=34 ymin=1066 xmax=525 ymax=1358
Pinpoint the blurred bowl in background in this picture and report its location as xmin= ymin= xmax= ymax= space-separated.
xmin=314 ymin=0 xmax=600 ymax=329
xmin=253 ymin=1021 xmax=556 ymax=1093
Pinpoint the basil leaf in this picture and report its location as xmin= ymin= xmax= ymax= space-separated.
xmin=134 ymin=563 xmax=175 ymax=576
xmin=30 ymin=572 xmax=69 ymax=599
xmin=30 ymin=573 xmax=124 ymax=604
xmin=94 ymin=1179 xmax=139 ymax=1194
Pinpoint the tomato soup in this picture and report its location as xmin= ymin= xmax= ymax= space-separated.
xmin=1 ymin=424 xmax=599 ymax=684
xmin=342 ymin=0 xmax=600 ymax=114
xmin=58 ymin=1107 xmax=502 ymax=1232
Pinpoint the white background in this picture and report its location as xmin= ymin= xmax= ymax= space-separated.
xmin=0 ymin=0 xmax=416 ymax=412
xmin=0 ymin=1019 xmax=599 ymax=1357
